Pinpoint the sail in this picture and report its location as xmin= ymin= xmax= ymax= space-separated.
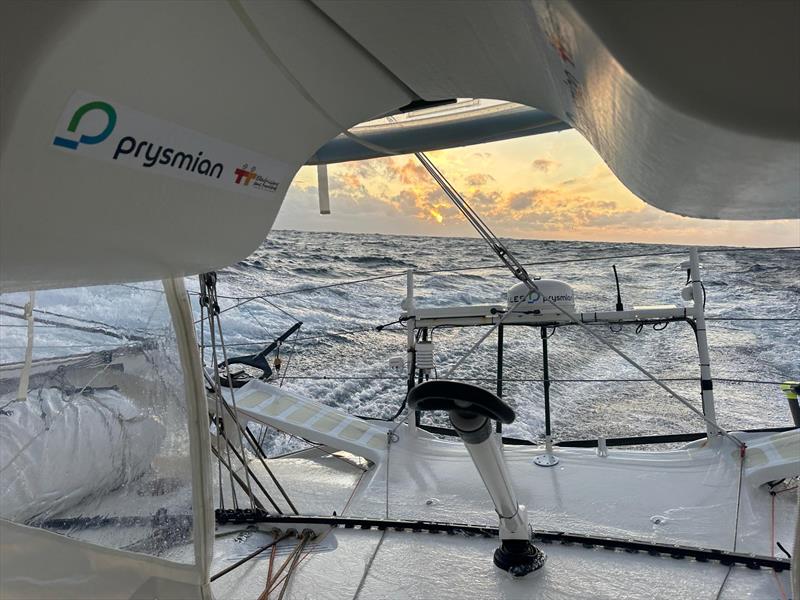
xmin=1 ymin=1 xmax=797 ymax=292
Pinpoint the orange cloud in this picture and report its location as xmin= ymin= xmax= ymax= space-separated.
xmin=323 ymin=153 xmax=640 ymax=232
xmin=281 ymin=131 xmax=799 ymax=246
xmin=399 ymin=160 xmax=428 ymax=184
xmin=465 ymin=173 xmax=495 ymax=186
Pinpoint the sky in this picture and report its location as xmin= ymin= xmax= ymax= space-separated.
xmin=274 ymin=129 xmax=800 ymax=247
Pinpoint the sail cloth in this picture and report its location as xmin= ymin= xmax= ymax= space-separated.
xmin=0 ymin=388 xmax=165 ymax=523
xmin=1 ymin=1 xmax=798 ymax=292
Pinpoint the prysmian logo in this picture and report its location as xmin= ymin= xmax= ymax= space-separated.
xmin=510 ymin=292 xmax=573 ymax=304
xmin=53 ymin=99 xmax=223 ymax=180
xmin=53 ymin=101 xmax=117 ymax=150
xmin=113 ymin=137 xmax=223 ymax=179
xmin=51 ymin=92 xmax=285 ymax=195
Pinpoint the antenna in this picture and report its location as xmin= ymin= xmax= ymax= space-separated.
xmin=612 ymin=265 xmax=624 ymax=312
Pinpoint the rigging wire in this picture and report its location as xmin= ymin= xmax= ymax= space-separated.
xmin=768 ymin=480 xmax=796 ymax=600
xmin=351 ymin=429 xmax=395 ymax=600
xmin=198 ymin=288 xmax=226 ymax=511
xmin=208 ymin=272 xmax=405 ymax=320
xmin=5 ymin=315 xmax=794 ymax=351
xmin=189 ymin=313 xmax=795 ymax=351
xmin=0 ymin=301 xmax=148 ymax=340
xmin=352 ymin=530 xmax=387 ymax=600
xmin=201 ymin=274 xmax=300 ymax=515
xmin=183 ymin=245 xmax=800 ymax=304
xmin=413 ymin=151 xmax=744 ymax=446
xmin=200 ymin=274 xmax=243 ymax=510
xmin=0 ymin=307 xmax=147 ymax=343
xmin=278 ymin=325 xmax=302 ymax=388
xmin=445 ymin=294 xmax=530 ymax=378
xmin=205 ymin=326 xmax=404 ymax=348
xmin=256 ymin=375 xmax=794 ymax=386
xmin=706 ymin=317 xmax=800 ymax=322
xmin=415 ymin=245 xmax=800 ymax=276
xmin=259 ymin=296 xmax=303 ymax=324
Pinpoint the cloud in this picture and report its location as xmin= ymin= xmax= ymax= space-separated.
xmin=276 ymin=134 xmax=800 ymax=246
xmin=532 ymin=158 xmax=560 ymax=173
xmin=320 ymin=154 xmax=646 ymax=232
xmin=494 ymin=186 xmax=628 ymax=232
xmin=399 ymin=160 xmax=429 ymax=184
xmin=470 ymin=189 xmax=502 ymax=207
xmin=507 ymin=190 xmax=540 ymax=211
xmin=388 ymin=189 xmax=421 ymax=216
xmin=465 ymin=173 xmax=495 ymax=186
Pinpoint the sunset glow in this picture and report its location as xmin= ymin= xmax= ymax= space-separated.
xmin=277 ymin=130 xmax=799 ymax=247
xmin=429 ymin=208 xmax=444 ymax=224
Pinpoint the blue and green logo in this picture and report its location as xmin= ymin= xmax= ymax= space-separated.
xmin=53 ymin=100 xmax=116 ymax=150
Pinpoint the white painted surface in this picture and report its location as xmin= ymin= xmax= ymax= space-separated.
xmin=233 ymin=380 xmax=389 ymax=462
xmin=0 ymin=520 xmax=205 ymax=600
xmin=212 ymin=414 xmax=796 ymax=599
xmin=2 ymin=2 xmax=798 ymax=291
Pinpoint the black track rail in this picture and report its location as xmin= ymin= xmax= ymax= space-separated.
xmin=415 ymin=424 xmax=796 ymax=448
xmin=41 ymin=510 xmax=791 ymax=571
xmin=216 ymin=512 xmax=790 ymax=572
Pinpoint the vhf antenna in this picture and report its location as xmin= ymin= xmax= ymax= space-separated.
xmin=612 ymin=265 xmax=624 ymax=311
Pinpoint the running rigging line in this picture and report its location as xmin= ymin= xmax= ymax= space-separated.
xmin=414 ymin=151 xmax=743 ymax=446
xmin=198 ymin=273 xmax=299 ymax=516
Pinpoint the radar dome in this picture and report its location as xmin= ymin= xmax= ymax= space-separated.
xmin=507 ymin=280 xmax=575 ymax=314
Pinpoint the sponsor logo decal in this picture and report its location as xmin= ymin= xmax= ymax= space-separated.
xmin=51 ymin=91 xmax=288 ymax=197
xmin=509 ymin=292 xmax=573 ymax=304
xmin=234 ymin=164 xmax=258 ymax=186
xmin=111 ymin=136 xmax=223 ymax=179
xmin=53 ymin=101 xmax=117 ymax=150
xmin=234 ymin=164 xmax=278 ymax=192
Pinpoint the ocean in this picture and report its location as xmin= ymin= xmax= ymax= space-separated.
xmin=206 ymin=230 xmax=799 ymax=447
xmin=1 ymin=230 xmax=798 ymax=450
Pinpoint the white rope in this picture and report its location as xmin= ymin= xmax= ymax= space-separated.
xmin=347 ymin=430 xmax=392 ymax=599
xmin=352 ymin=529 xmax=387 ymax=600
xmin=15 ymin=292 xmax=35 ymax=401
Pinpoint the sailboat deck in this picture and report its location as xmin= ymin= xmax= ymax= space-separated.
xmin=211 ymin=427 xmax=797 ymax=599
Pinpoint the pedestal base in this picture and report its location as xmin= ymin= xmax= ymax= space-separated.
xmin=493 ymin=540 xmax=547 ymax=577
